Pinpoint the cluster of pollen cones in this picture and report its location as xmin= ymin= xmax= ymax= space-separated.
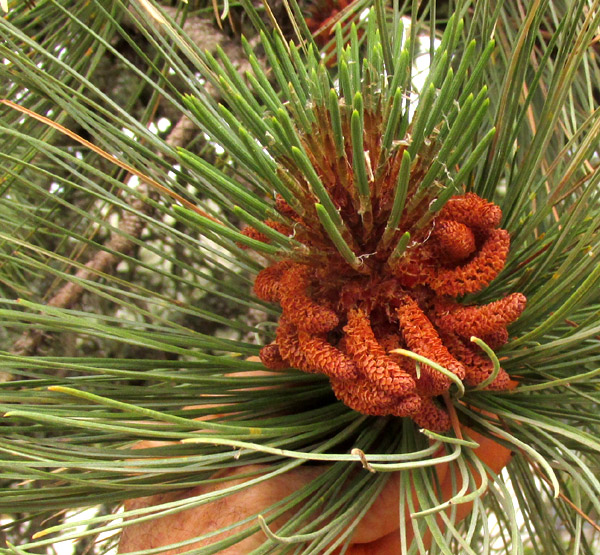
xmin=246 ymin=192 xmax=526 ymax=432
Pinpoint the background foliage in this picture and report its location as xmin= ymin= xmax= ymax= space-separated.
xmin=0 ymin=0 xmax=599 ymax=553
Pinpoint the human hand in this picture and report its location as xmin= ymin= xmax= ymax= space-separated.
xmin=118 ymin=419 xmax=511 ymax=553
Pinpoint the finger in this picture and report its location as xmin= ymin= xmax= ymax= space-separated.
xmin=344 ymin=529 xmax=402 ymax=554
xmin=343 ymin=425 xmax=512 ymax=550
xmin=342 ymin=459 xmax=450 ymax=545
xmin=119 ymin=464 xmax=325 ymax=554
xmin=416 ymin=427 xmax=513 ymax=550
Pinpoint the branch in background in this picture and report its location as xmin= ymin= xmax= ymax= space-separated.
xmin=128 ymin=3 xmax=254 ymax=84
xmin=8 ymin=114 xmax=195 ymax=361
xmin=9 ymin=183 xmax=156 ymax=358
xmin=7 ymin=3 xmax=254 ymax=365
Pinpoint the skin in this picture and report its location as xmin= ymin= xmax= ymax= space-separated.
xmin=118 ymin=431 xmax=511 ymax=554
xmin=119 ymin=368 xmax=514 ymax=554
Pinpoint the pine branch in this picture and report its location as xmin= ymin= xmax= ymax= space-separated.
xmin=0 ymin=1 xmax=599 ymax=553
xmin=8 ymin=111 xmax=201 ymax=358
